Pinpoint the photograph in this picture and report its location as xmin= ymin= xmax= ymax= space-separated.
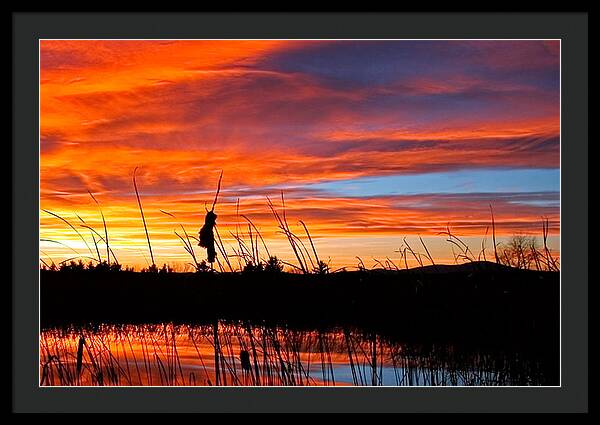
xmin=38 ymin=39 xmax=561 ymax=387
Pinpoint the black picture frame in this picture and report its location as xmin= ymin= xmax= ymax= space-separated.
xmin=12 ymin=12 xmax=588 ymax=413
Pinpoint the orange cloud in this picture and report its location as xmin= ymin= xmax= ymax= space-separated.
xmin=40 ymin=40 xmax=560 ymax=269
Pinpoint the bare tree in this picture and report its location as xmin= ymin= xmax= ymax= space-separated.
xmin=499 ymin=235 xmax=539 ymax=270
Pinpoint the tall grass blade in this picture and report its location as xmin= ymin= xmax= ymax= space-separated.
xmin=133 ymin=167 xmax=155 ymax=267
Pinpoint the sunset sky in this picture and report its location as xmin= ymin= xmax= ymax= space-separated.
xmin=39 ymin=40 xmax=560 ymax=270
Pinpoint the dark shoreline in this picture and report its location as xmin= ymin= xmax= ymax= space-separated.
xmin=40 ymin=261 xmax=560 ymax=385
xmin=40 ymin=261 xmax=559 ymax=345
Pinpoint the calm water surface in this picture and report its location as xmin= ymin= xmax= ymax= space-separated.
xmin=40 ymin=322 xmax=552 ymax=386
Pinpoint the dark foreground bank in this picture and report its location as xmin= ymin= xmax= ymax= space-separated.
xmin=41 ymin=261 xmax=559 ymax=348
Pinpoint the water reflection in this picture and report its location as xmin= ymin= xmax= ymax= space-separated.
xmin=39 ymin=322 xmax=551 ymax=386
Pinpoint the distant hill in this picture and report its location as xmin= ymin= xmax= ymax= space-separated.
xmin=370 ymin=261 xmax=525 ymax=274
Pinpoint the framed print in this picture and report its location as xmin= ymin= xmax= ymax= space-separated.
xmin=12 ymin=12 xmax=588 ymax=413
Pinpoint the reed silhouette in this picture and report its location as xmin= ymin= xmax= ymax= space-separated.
xmin=198 ymin=171 xmax=223 ymax=267
xmin=133 ymin=167 xmax=155 ymax=269
xmin=40 ymin=168 xmax=559 ymax=274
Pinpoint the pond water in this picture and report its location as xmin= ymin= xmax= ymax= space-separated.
xmin=39 ymin=322 xmax=553 ymax=386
